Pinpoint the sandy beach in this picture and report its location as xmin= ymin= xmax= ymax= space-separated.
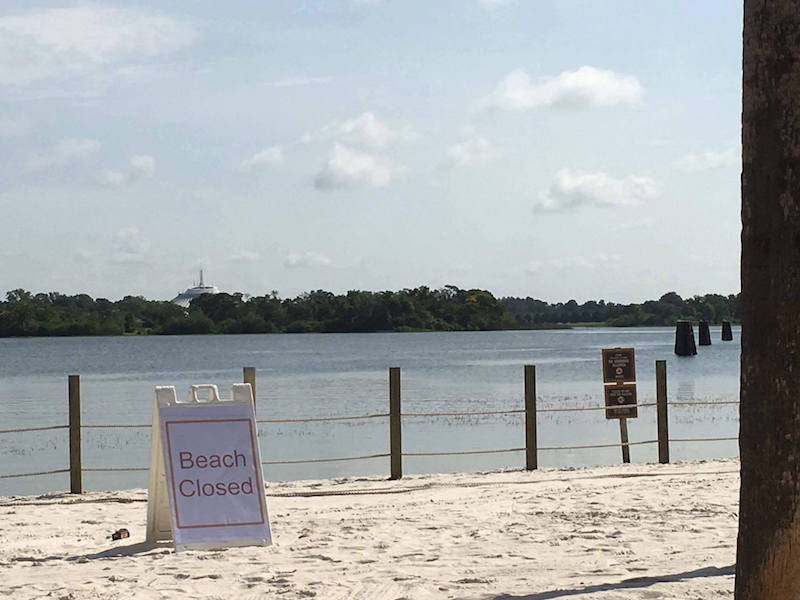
xmin=0 ymin=459 xmax=739 ymax=599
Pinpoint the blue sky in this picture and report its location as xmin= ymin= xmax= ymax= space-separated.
xmin=0 ymin=1 xmax=742 ymax=302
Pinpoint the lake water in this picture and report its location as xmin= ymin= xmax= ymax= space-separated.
xmin=0 ymin=327 xmax=741 ymax=495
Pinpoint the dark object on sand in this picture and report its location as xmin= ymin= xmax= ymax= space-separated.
xmin=110 ymin=528 xmax=130 ymax=541
xmin=675 ymin=320 xmax=697 ymax=356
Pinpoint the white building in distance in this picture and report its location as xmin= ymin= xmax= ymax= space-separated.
xmin=171 ymin=270 xmax=219 ymax=308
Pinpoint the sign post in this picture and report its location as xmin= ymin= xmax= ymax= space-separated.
xmin=601 ymin=348 xmax=637 ymax=463
xmin=146 ymin=383 xmax=271 ymax=551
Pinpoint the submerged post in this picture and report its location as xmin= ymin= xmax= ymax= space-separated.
xmin=524 ymin=365 xmax=538 ymax=470
xmin=698 ymin=320 xmax=712 ymax=346
xmin=619 ymin=418 xmax=630 ymax=464
xmin=243 ymin=367 xmax=256 ymax=411
xmin=721 ymin=320 xmax=733 ymax=341
xmin=68 ymin=374 xmax=82 ymax=494
xmin=389 ymin=367 xmax=402 ymax=480
xmin=656 ymin=360 xmax=669 ymax=464
xmin=674 ymin=320 xmax=698 ymax=356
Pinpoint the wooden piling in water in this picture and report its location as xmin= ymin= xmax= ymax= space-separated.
xmin=389 ymin=367 xmax=402 ymax=480
xmin=656 ymin=360 xmax=669 ymax=464
xmin=524 ymin=365 xmax=537 ymax=470
xmin=722 ymin=320 xmax=733 ymax=341
xmin=674 ymin=320 xmax=698 ymax=356
xmin=698 ymin=320 xmax=711 ymax=346
xmin=68 ymin=374 xmax=82 ymax=494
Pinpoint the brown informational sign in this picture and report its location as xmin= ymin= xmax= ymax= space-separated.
xmin=605 ymin=384 xmax=638 ymax=419
xmin=602 ymin=348 xmax=636 ymax=383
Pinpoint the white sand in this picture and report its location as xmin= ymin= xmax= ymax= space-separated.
xmin=0 ymin=460 xmax=739 ymax=599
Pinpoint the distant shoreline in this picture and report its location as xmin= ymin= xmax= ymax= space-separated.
xmin=0 ymin=287 xmax=740 ymax=338
xmin=0 ymin=322 xmax=745 ymax=340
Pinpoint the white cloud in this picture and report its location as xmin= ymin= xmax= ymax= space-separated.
xmin=100 ymin=169 xmax=127 ymax=186
xmin=130 ymin=154 xmax=156 ymax=178
xmin=444 ymin=133 xmax=496 ymax=168
xmin=338 ymin=112 xmax=406 ymax=148
xmin=0 ymin=116 xmax=29 ymax=137
xmin=99 ymin=155 xmax=156 ymax=186
xmin=536 ymin=168 xmax=658 ymax=212
xmin=527 ymin=253 xmax=621 ymax=274
xmin=238 ymin=145 xmax=284 ymax=171
xmin=74 ymin=248 xmax=94 ymax=263
xmin=482 ymin=66 xmax=643 ymax=111
xmin=27 ymin=138 xmax=100 ymax=172
xmin=305 ymin=112 xmax=416 ymax=149
xmin=479 ymin=0 xmax=512 ymax=9
xmin=676 ymin=145 xmax=739 ymax=172
xmin=110 ymin=227 xmax=151 ymax=264
xmin=0 ymin=6 xmax=198 ymax=86
xmin=230 ymin=249 xmax=261 ymax=262
xmin=314 ymin=144 xmax=392 ymax=190
xmin=267 ymin=76 xmax=331 ymax=88
xmin=285 ymin=252 xmax=332 ymax=268
xmin=527 ymin=256 xmax=592 ymax=273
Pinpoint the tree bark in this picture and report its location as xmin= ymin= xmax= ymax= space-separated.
xmin=736 ymin=2 xmax=800 ymax=598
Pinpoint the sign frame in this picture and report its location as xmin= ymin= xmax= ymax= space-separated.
xmin=146 ymin=383 xmax=271 ymax=551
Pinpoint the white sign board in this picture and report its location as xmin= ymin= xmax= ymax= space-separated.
xmin=146 ymin=384 xmax=271 ymax=551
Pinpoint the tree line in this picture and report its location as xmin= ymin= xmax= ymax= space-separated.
xmin=0 ymin=287 xmax=740 ymax=337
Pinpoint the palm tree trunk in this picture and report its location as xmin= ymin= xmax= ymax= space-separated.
xmin=736 ymin=1 xmax=800 ymax=597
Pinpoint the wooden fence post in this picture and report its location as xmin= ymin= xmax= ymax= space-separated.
xmin=389 ymin=367 xmax=402 ymax=480
xmin=243 ymin=366 xmax=256 ymax=411
xmin=524 ymin=365 xmax=538 ymax=470
xmin=656 ymin=360 xmax=669 ymax=464
xmin=68 ymin=374 xmax=82 ymax=494
xmin=619 ymin=418 xmax=630 ymax=464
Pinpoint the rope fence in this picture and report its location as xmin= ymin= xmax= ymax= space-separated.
xmin=0 ymin=424 xmax=68 ymax=435
xmin=82 ymin=467 xmax=150 ymax=472
xmin=262 ymin=453 xmax=390 ymax=465
xmin=539 ymin=439 xmax=659 ymax=451
xmin=82 ymin=424 xmax=151 ymax=429
xmin=669 ymin=401 xmax=740 ymax=407
xmin=1 ymin=363 xmax=742 ymax=491
xmin=404 ymin=447 xmax=525 ymax=457
xmin=402 ymin=409 xmax=525 ymax=417
xmin=537 ymin=402 xmax=657 ymax=413
xmin=256 ymin=413 xmax=389 ymax=424
xmin=0 ymin=468 xmax=70 ymax=480
xmin=671 ymin=436 xmax=739 ymax=443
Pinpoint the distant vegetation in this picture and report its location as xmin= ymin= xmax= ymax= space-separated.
xmin=501 ymin=291 xmax=740 ymax=328
xmin=0 ymin=287 xmax=740 ymax=337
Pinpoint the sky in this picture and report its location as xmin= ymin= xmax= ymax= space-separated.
xmin=0 ymin=1 xmax=743 ymax=303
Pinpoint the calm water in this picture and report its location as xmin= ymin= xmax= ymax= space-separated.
xmin=0 ymin=327 xmax=741 ymax=495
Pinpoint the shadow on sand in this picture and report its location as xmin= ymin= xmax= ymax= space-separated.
xmin=8 ymin=540 xmax=171 ymax=566
xmin=70 ymin=540 xmax=172 ymax=561
xmin=492 ymin=564 xmax=735 ymax=599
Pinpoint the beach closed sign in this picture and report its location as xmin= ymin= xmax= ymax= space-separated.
xmin=153 ymin=384 xmax=271 ymax=550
